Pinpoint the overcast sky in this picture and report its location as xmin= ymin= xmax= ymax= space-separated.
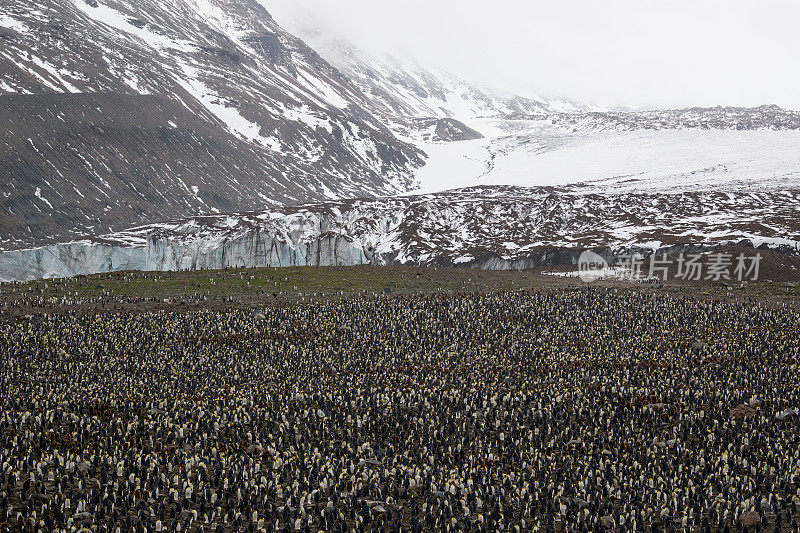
xmin=262 ymin=0 xmax=800 ymax=110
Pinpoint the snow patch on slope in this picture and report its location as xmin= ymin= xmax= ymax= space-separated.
xmin=74 ymin=0 xmax=196 ymax=52
xmin=0 ymin=14 xmax=30 ymax=34
xmin=174 ymin=64 xmax=281 ymax=150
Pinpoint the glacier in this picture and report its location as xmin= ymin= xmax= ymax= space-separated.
xmin=2 ymin=185 xmax=797 ymax=282
xmin=0 ymin=228 xmax=373 ymax=282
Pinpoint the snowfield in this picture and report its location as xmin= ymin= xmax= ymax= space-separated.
xmin=412 ymin=118 xmax=800 ymax=194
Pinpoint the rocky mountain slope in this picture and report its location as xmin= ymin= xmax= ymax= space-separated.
xmin=3 ymin=184 xmax=798 ymax=281
xmin=0 ymin=0 xmax=425 ymax=247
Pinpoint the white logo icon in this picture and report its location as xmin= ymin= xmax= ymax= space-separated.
xmin=577 ymin=251 xmax=611 ymax=282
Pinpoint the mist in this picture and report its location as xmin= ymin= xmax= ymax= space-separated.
xmin=261 ymin=0 xmax=800 ymax=110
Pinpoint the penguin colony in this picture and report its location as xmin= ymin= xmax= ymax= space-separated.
xmin=1 ymin=289 xmax=799 ymax=532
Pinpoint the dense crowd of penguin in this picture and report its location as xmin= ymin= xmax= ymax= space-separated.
xmin=1 ymin=288 xmax=799 ymax=532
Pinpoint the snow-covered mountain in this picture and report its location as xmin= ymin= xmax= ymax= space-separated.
xmin=0 ymin=0 xmax=425 ymax=247
xmin=3 ymin=184 xmax=798 ymax=281
xmin=4 ymin=101 xmax=800 ymax=280
xmin=0 ymin=0 xmax=594 ymax=251
xmin=3 ymin=0 xmax=800 ymax=282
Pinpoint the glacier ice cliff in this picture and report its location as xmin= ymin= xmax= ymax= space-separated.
xmin=0 ymin=228 xmax=376 ymax=282
xmin=1 ymin=185 xmax=798 ymax=281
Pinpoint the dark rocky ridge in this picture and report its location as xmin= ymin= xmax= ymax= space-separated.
xmin=411 ymin=118 xmax=484 ymax=142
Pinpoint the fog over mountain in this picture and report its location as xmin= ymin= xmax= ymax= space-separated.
xmin=262 ymin=0 xmax=800 ymax=111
